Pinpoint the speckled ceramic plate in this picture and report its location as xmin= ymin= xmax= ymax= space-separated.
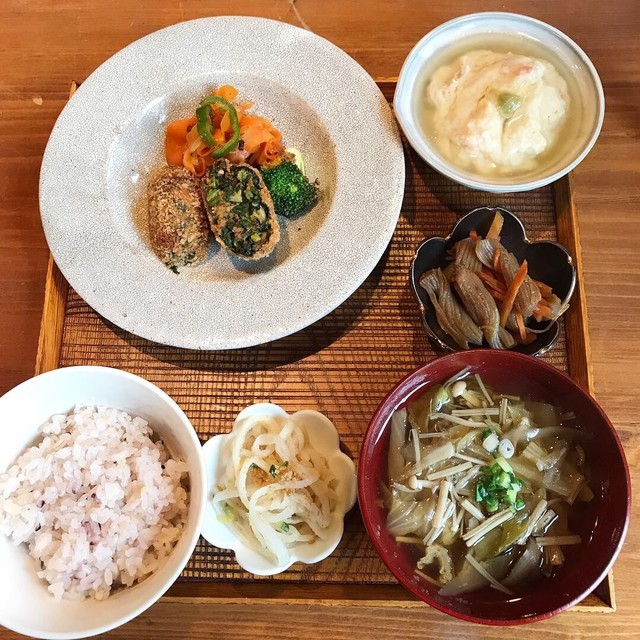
xmin=40 ymin=17 xmax=405 ymax=350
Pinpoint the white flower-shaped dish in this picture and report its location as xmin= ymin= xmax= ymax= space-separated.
xmin=200 ymin=403 xmax=357 ymax=575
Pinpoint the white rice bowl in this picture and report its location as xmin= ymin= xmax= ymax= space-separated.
xmin=0 ymin=366 xmax=206 ymax=640
xmin=0 ymin=405 xmax=189 ymax=601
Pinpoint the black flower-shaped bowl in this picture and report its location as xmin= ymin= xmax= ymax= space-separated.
xmin=409 ymin=207 xmax=576 ymax=357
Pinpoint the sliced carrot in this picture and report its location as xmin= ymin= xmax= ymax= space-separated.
xmin=220 ymin=110 xmax=232 ymax=133
xmin=515 ymin=330 xmax=537 ymax=345
xmin=533 ymin=279 xmax=554 ymax=297
xmin=183 ymin=149 xmax=197 ymax=174
xmin=213 ymin=128 xmax=226 ymax=146
xmin=537 ymin=299 xmax=552 ymax=310
xmin=166 ymin=84 xmax=285 ymax=174
xmin=469 ymin=230 xmax=480 ymax=241
xmin=488 ymin=288 xmax=505 ymax=301
xmin=500 ymin=260 xmax=528 ymax=327
xmin=165 ymin=117 xmax=196 ymax=165
xmin=478 ymin=270 xmax=506 ymax=293
xmin=532 ymin=299 xmax=554 ymax=322
xmin=256 ymin=138 xmax=284 ymax=165
xmin=493 ymin=248 xmax=501 ymax=273
xmin=242 ymin=128 xmax=274 ymax=153
xmin=185 ymin=121 xmax=202 ymax=146
xmin=215 ymin=84 xmax=239 ymax=102
xmin=514 ymin=312 xmax=527 ymax=342
xmin=486 ymin=212 xmax=504 ymax=240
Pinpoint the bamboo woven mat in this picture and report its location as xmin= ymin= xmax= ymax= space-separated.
xmin=56 ymin=143 xmax=568 ymax=585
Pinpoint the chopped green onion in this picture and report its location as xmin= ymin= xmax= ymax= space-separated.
xmin=475 ymin=460 xmax=524 ymax=516
xmin=497 ymin=471 xmax=511 ymax=489
xmin=485 ymin=495 xmax=499 ymax=513
xmin=482 ymin=428 xmax=494 ymax=440
xmin=504 ymin=488 xmax=518 ymax=505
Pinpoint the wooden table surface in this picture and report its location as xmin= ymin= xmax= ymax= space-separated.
xmin=0 ymin=1 xmax=638 ymax=638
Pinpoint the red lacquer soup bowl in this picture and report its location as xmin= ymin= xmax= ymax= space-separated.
xmin=357 ymin=351 xmax=630 ymax=625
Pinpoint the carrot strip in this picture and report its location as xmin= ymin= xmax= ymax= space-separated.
xmin=532 ymin=300 xmax=554 ymax=321
xmin=478 ymin=270 xmax=506 ymax=293
xmin=533 ymin=279 xmax=554 ymax=297
xmin=514 ymin=312 xmax=527 ymax=342
xmin=220 ymin=110 xmax=232 ymax=133
xmin=165 ymin=84 xmax=285 ymax=174
xmin=215 ymin=85 xmax=239 ymax=102
xmin=486 ymin=212 xmax=504 ymax=240
xmin=469 ymin=230 xmax=480 ymax=241
xmin=165 ymin=117 xmax=197 ymax=165
xmin=183 ymin=149 xmax=196 ymax=174
xmin=537 ymin=300 xmax=552 ymax=312
xmin=500 ymin=260 xmax=528 ymax=327
xmin=516 ymin=330 xmax=537 ymax=345
xmin=493 ymin=248 xmax=501 ymax=274
xmin=488 ymin=288 xmax=505 ymax=301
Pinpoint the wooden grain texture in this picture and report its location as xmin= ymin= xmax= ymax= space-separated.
xmin=34 ymin=255 xmax=67 ymax=375
xmin=46 ymin=601 xmax=640 ymax=640
xmin=32 ymin=110 xmax=607 ymax=601
xmin=31 ymin=89 xmax=609 ymax=603
xmin=0 ymin=0 xmax=639 ymax=638
xmin=40 ymin=145 xmax=588 ymax=595
xmin=553 ymin=176 xmax=595 ymax=396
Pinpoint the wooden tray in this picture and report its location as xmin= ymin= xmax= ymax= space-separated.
xmin=34 ymin=81 xmax=615 ymax=613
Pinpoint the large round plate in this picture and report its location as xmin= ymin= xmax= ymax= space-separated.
xmin=40 ymin=17 xmax=405 ymax=349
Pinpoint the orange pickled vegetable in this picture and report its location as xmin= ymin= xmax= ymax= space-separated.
xmin=532 ymin=299 xmax=554 ymax=322
xmin=514 ymin=312 xmax=527 ymax=342
xmin=500 ymin=260 xmax=528 ymax=327
xmin=492 ymin=248 xmax=501 ymax=273
xmin=478 ymin=270 xmax=506 ymax=293
xmin=165 ymin=117 xmax=196 ymax=166
xmin=533 ymin=279 xmax=554 ymax=298
xmin=215 ymin=84 xmax=239 ymax=102
xmin=164 ymin=84 xmax=285 ymax=174
xmin=486 ymin=212 xmax=504 ymax=240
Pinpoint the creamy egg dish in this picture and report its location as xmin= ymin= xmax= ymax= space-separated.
xmin=424 ymin=49 xmax=570 ymax=176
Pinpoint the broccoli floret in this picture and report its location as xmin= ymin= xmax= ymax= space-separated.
xmin=260 ymin=160 xmax=319 ymax=218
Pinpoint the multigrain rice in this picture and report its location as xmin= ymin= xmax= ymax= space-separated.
xmin=0 ymin=405 xmax=189 ymax=600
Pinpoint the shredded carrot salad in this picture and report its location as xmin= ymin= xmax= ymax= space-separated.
xmin=164 ymin=85 xmax=285 ymax=177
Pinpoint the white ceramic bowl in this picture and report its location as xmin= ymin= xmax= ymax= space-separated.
xmin=201 ymin=403 xmax=357 ymax=575
xmin=0 ymin=366 xmax=206 ymax=639
xmin=394 ymin=12 xmax=605 ymax=193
